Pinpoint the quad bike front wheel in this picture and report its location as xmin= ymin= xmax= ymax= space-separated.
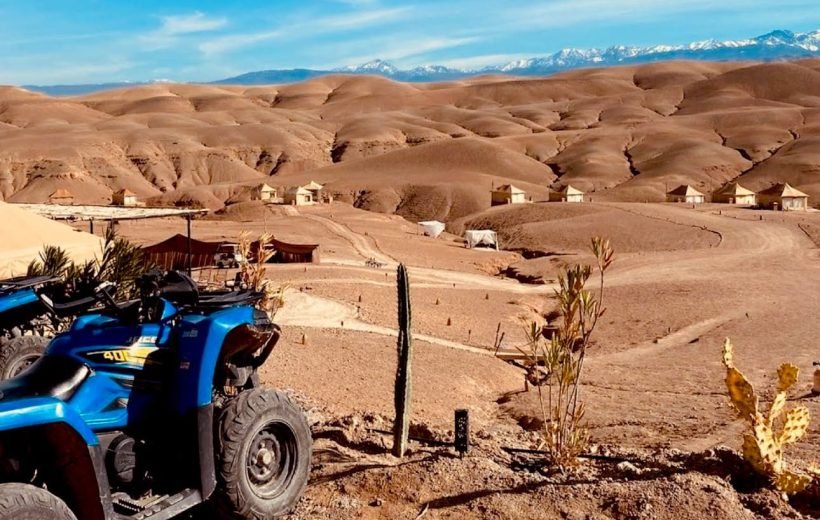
xmin=0 ymin=482 xmax=77 ymax=520
xmin=215 ymin=388 xmax=312 ymax=519
xmin=0 ymin=335 xmax=49 ymax=379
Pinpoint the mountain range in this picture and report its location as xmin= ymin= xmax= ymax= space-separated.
xmin=23 ymin=29 xmax=820 ymax=95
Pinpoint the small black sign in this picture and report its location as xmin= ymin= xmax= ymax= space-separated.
xmin=454 ymin=409 xmax=469 ymax=455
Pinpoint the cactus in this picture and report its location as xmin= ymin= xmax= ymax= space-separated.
xmin=722 ymin=338 xmax=816 ymax=494
xmin=393 ymin=263 xmax=413 ymax=457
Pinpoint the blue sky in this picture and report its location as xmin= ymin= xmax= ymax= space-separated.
xmin=1 ymin=0 xmax=819 ymax=85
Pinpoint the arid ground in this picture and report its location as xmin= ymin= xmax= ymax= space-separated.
xmin=105 ymin=200 xmax=819 ymax=519
xmin=5 ymin=58 xmax=820 ymax=224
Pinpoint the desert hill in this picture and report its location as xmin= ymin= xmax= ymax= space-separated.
xmin=2 ymin=59 xmax=820 ymax=220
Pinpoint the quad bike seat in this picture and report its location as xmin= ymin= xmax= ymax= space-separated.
xmin=197 ymin=290 xmax=263 ymax=310
xmin=0 ymin=356 xmax=90 ymax=402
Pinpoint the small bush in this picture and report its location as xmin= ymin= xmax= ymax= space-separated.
xmin=500 ymin=237 xmax=613 ymax=469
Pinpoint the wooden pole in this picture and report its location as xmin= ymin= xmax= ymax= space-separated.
xmin=186 ymin=214 xmax=193 ymax=275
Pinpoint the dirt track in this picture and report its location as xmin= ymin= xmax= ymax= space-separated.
xmin=117 ymin=202 xmax=819 ymax=518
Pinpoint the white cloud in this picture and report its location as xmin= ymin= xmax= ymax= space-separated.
xmin=198 ymin=7 xmax=411 ymax=56
xmin=323 ymin=36 xmax=479 ymax=68
xmin=198 ymin=30 xmax=281 ymax=55
xmin=159 ymin=12 xmax=227 ymax=35
xmin=141 ymin=12 xmax=227 ymax=49
xmin=497 ymin=0 xmax=820 ymax=29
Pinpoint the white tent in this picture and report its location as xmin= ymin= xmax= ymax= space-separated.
xmin=464 ymin=230 xmax=498 ymax=250
xmin=418 ymin=220 xmax=445 ymax=238
xmin=0 ymin=202 xmax=103 ymax=278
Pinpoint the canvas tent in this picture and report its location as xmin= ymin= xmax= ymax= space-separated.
xmin=549 ymin=185 xmax=585 ymax=203
xmin=272 ymin=239 xmax=320 ymax=263
xmin=251 ymin=238 xmax=320 ymax=264
xmin=112 ymin=189 xmax=139 ymax=207
xmin=666 ymin=185 xmax=705 ymax=204
xmin=418 ymin=221 xmax=446 ymax=238
xmin=141 ymin=234 xmax=226 ymax=270
xmin=713 ymin=182 xmax=756 ymax=205
xmin=491 ymin=184 xmax=526 ymax=206
xmin=464 ymin=230 xmax=498 ymax=250
xmin=284 ymin=187 xmax=314 ymax=206
xmin=0 ymin=202 xmax=103 ymax=278
xmin=757 ymin=183 xmax=809 ymax=210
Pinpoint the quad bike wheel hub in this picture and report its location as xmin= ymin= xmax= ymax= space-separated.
xmin=248 ymin=430 xmax=280 ymax=485
xmin=245 ymin=421 xmax=299 ymax=500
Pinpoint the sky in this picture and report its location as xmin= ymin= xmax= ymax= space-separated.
xmin=1 ymin=0 xmax=819 ymax=85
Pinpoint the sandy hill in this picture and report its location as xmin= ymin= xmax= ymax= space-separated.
xmin=1 ymin=59 xmax=820 ymax=220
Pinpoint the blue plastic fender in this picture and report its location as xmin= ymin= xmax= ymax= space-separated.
xmin=174 ymin=306 xmax=257 ymax=412
xmin=0 ymin=288 xmax=38 ymax=315
xmin=0 ymin=397 xmax=98 ymax=445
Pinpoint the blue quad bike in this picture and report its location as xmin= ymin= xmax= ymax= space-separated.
xmin=0 ymin=275 xmax=95 ymax=379
xmin=0 ymin=271 xmax=311 ymax=519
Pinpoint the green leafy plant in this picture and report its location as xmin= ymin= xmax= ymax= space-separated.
xmin=501 ymin=237 xmax=613 ymax=469
xmin=28 ymin=225 xmax=151 ymax=299
xmin=26 ymin=245 xmax=72 ymax=278
xmin=722 ymin=338 xmax=818 ymax=494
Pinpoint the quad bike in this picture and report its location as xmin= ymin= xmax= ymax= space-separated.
xmin=0 ymin=271 xmax=311 ymax=519
xmin=0 ymin=275 xmax=97 ymax=379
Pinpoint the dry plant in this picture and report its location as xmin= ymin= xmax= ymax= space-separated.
xmin=499 ymin=237 xmax=613 ymax=469
xmin=722 ymin=338 xmax=819 ymax=494
xmin=237 ymin=231 xmax=286 ymax=319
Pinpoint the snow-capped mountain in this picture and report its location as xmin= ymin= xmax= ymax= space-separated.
xmin=339 ymin=59 xmax=399 ymax=75
xmin=24 ymin=29 xmax=820 ymax=95
xmin=494 ymin=30 xmax=820 ymax=74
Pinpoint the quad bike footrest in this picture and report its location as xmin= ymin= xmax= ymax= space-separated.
xmin=112 ymin=488 xmax=202 ymax=520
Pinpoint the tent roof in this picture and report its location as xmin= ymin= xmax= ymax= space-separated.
xmin=287 ymin=186 xmax=311 ymax=194
xmin=561 ymin=185 xmax=584 ymax=195
xmin=113 ymin=188 xmax=137 ymax=196
xmin=716 ymin=182 xmax=755 ymax=196
xmin=0 ymin=202 xmax=103 ymax=278
xmin=667 ymin=185 xmax=704 ymax=197
xmin=494 ymin=184 xmax=525 ymax=194
xmin=758 ymin=183 xmax=808 ymax=198
xmin=49 ymin=188 xmax=74 ymax=198
xmin=142 ymin=234 xmax=226 ymax=255
xmin=271 ymin=238 xmax=319 ymax=255
xmin=303 ymin=181 xmax=323 ymax=190
xmin=254 ymin=183 xmax=275 ymax=191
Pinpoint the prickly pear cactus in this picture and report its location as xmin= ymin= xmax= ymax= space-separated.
xmin=721 ymin=338 xmax=816 ymax=495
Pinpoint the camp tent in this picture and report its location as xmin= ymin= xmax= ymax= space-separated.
xmin=666 ymin=185 xmax=705 ymax=204
xmin=713 ymin=182 xmax=756 ymax=205
xmin=418 ymin=221 xmax=445 ymax=238
xmin=141 ymin=234 xmax=226 ymax=270
xmin=0 ymin=202 xmax=103 ymax=278
xmin=491 ymin=185 xmax=526 ymax=206
xmin=272 ymin=239 xmax=320 ymax=263
xmin=757 ymin=183 xmax=809 ymax=210
xmin=549 ymin=185 xmax=585 ymax=203
xmin=464 ymin=230 xmax=498 ymax=250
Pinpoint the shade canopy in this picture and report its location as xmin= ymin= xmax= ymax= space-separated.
xmin=464 ymin=230 xmax=498 ymax=249
xmin=418 ymin=221 xmax=446 ymax=238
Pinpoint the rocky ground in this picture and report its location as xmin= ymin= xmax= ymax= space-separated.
xmin=112 ymin=201 xmax=820 ymax=518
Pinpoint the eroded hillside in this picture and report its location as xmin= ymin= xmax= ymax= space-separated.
xmin=2 ymin=59 xmax=820 ymax=220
